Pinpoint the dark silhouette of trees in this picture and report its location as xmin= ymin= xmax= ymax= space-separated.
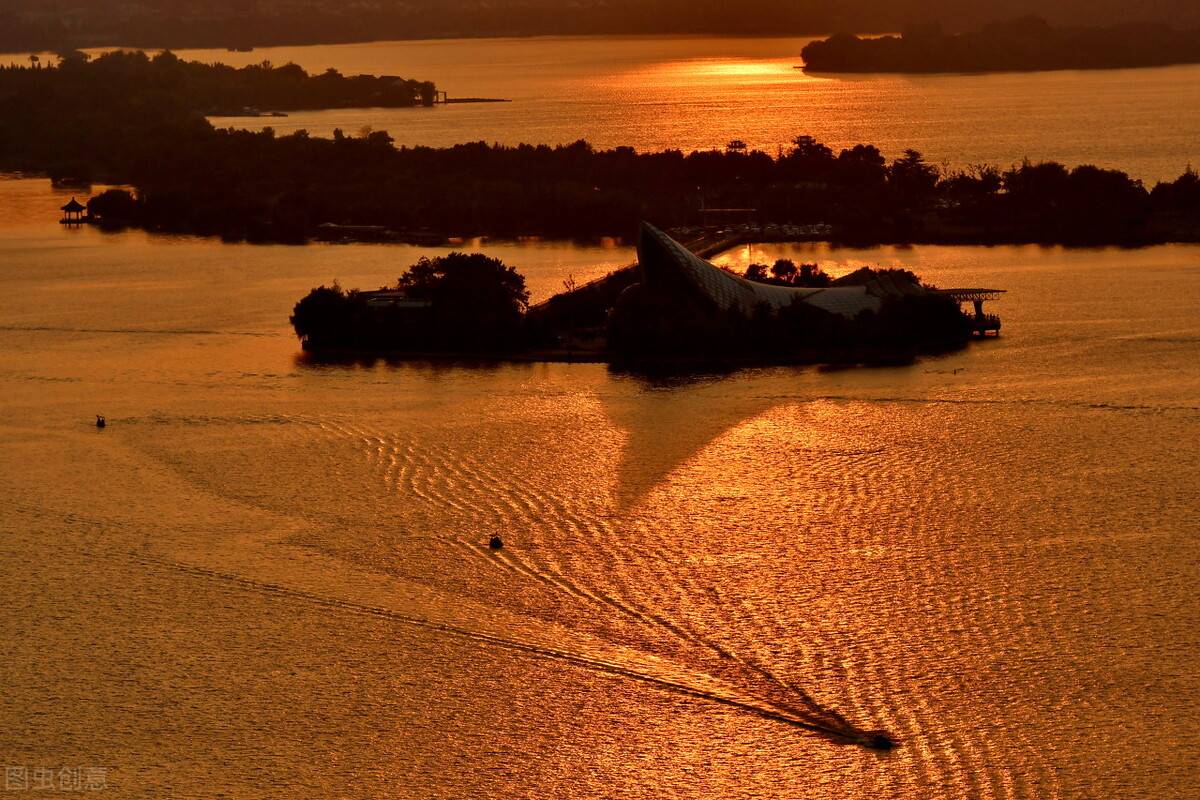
xmin=1151 ymin=167 xmax=1200 ymax=211
xmin=608 ymin=266 xmax=970 ymax=364
xmin=889 ymin=149 xmax=940 ymax=201
xmin=994 ymin=160 xmax=1150 ymax=240
xmin=833 ymin=144 xmax=888 ymax=190
xmin=802 ymin=17 xmax=1200 ymax=73
xmin=86 ymin=188 xmax=138 ymax=225
xmin=0 ymin=50 xmax=434 ymax=124
xmin=396 ymin=253 xmax=529 ymax=349
xmin=291 ymin=253 xmax=529 ymax=352
xmin=290 ymin=284 xmax=369 ymax=349
xmin=1 ymin=54 xmax=1196 ymax=246
xmin=780 ymin=135 xmax=835 ymax=182
xmin=743 ymin=259 xmax=833 ymax=287
xmin=771 ymin=259 xmax=798 ymax=283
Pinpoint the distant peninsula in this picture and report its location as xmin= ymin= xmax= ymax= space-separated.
xmin=801 ymin=17 xmax=1200 ymax=73
xmin=2 ymin=49 xmax=439 ymax=114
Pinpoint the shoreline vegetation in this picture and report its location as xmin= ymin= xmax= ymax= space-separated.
xmin=801 ymin=17 xmax=1200 ymax=73
xmin=7 ymin=49 xmax=440 ymax=113
xmin=289 ymin=245 xmax=982 ymax=368
xmin=3 ymin=50 xmax=1199 ymax=248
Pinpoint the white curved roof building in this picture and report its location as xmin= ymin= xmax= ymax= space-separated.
xmin=638 ymin=223 xmax=886 ymax=318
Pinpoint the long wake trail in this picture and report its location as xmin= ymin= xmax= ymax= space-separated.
xmin=132 ymin=551 xmax=889 ymax=748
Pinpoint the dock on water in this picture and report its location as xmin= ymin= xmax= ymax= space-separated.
xmin=939 ymin=288 xmax=1007 ymax=336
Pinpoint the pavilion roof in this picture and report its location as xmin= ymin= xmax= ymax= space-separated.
xmin=61 ymin=197 xmax=86 ymax=213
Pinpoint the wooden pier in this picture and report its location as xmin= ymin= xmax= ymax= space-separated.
xmin=940 ymin=288 xmax=1006 ymax=336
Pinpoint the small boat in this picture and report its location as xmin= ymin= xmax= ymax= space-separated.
xmin=862 ymin=730 xmax=897 ymax=750
xmin=488 ymin=535 xmax=503 ymax=550
xmin=95 ymin=415 xmax=106 ymax=429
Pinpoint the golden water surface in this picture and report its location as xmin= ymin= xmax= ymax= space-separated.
xmin=1 ymin=179 xmax=1198 ymax=797
xmin=140 ymin=35 xmax=1200 ymax=183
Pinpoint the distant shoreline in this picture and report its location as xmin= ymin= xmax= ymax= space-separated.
xmin=801 ymin=18 xmax=1200 ymax=74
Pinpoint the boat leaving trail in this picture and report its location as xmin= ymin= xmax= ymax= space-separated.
xmin=132 ymin=549 xmax=895 ymax=749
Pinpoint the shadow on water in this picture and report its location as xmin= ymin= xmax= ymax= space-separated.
xmin=602 ymin=359 xmax=916 ymax=510
xmin=287 ymin=351 xmax=908 ymax=749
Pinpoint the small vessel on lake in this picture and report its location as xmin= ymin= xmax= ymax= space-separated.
xmin=862 ymin=730 xmax=897 ymax=750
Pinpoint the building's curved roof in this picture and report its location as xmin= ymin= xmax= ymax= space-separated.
xmin=638 ymin=223 xmax=883 ymax=318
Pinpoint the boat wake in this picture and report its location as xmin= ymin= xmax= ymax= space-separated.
xmin=133 ymin=551 xmax=893 ymax=749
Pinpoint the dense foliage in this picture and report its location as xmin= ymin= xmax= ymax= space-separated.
xmin=607 ymin=269 xmax=971 ymax=364
xmin=743 ymin=259 xmax=834 ymax=287
xmin=291 ymin=253 xmax=529 ymax=352
xmin=292 ymin=255 xmax=970 ymax=364
xmin=802 ymin=17 xmax=1200 ymax=72
xmin=0 ymin=49 xmax=435 ymax=118
xmin=2 ymin=55 xmax=1199 ymax=245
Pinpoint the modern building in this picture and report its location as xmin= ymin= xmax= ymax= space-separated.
xmin=636 ymin=222 xmax=887 ymax=318
xmin=631 ymin=222 xmax=1003 ymax=333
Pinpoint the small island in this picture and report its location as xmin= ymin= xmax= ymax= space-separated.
xmin=291 ymin=223 xmax=1002 ymax=367
xmin=801 ymin=17 xmax=1200 ymax=73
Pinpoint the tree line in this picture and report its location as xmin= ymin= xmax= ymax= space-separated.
xmin=1 ymin=53 xmax=1198 ymax=245
xmin=1 ymin=50 xmax=436 ymax=116
xmin=802 ymin=16 xmax=1200 ymax=73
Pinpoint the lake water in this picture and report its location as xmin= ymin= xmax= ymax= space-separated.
xmin=1 ymin=175 xmax=1198 ymax=798
xmin=134 ymin=35 xmax=1200 ymax=184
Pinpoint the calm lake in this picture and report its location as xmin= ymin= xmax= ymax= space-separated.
xmin=1 ymin=174 xmax=1198 ymax=798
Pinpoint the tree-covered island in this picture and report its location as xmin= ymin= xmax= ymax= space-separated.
xmin=802 ymin=17 xmax=1200 ymax=73
xmin=6 ymin=49 xmax=437 ymax=116
xmin=291 ymin=229 xmax=984 ymax=368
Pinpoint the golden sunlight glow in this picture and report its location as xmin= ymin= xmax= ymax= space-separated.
xmin=608 ymin=57 xmax=811 ymax=93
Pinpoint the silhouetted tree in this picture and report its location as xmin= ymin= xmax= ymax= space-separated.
xmin=290 ymin=283 xmax=368 ymax=348
xmin=770 ymin=258 xmax=798 ymax=282
xmin=889 ymin=149 xmax=939 ymax=200
xmin=396 ymin=253 xmax=530 ymax=349
xmin=744 ymin=263 xmax=768 ymax=281
xmin=87 ymin=188 xmax=137 ymax=224
xmin=833 ymin=144 xmax=888 ymax=189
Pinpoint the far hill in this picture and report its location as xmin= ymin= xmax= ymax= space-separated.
xmin=801 ymin=17 xmax=1200 ymax=73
